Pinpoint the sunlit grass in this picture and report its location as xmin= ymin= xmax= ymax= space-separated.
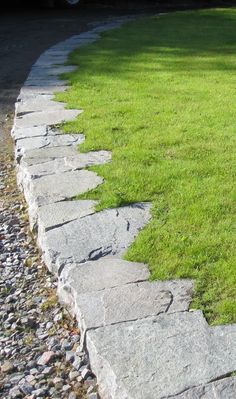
xmin=57 ymin=8 xmax=236 ymax=325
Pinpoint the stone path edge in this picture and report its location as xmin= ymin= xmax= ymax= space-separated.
xmin=11 ymin=14 xmax=236 ymax=399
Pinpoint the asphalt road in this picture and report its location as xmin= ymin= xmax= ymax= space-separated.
xmin=0 ymin=3 xmax=135 ymax=153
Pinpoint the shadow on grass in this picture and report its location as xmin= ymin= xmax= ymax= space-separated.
xmin=66 ymin=9 xmax=236 ymax=74
xmin=58 ymin=8 xmax=236 ymax=326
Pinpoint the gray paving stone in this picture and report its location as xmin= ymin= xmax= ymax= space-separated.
xmin=64 ymin=150 xmax=111 ymax=169
xmin=20 ymin=145 xmax=82 ymax=162
xmin=27 ymin=148 xmax=109 ymax=167
xmin=59 ymin=278 xmax=193 ymax=339
xmin=14 ymin=109 xmax=82 ymax=128
xmin=69 ymin=37 xmax=99 ymax=48
xmin=22 ymin=170 xmax=102 ymax=226
xmin=59 ymin=33 xmax=99 ymax=44
xmin=42 ymin=50 xmax=72 ymax=56
xmin=40 ymin=203 xmax=151 ymax=274
xmin=18 ymin=85 xmax=67 ymax=100
xmin=70 ymin=32 xmax=100 ymax=39
xmin=172 ymin=376 xmax=236 ymax=398
xmin=24 ymin=77 xmax=66 ymax=87
xmin=59 ymin=258 xmax=150 ymax=295
xmin=87 ymin=311 xmax=236 ymax=399
xmin=12 ymin=125 xmax=51 ymax=140
xmin=38 ymin=200 xmax=96 ymax=232
xmin=92 ymin=22 xmax=123 ymax=33
xmin=17 ymin=150 xmax=111 ymax=184
xmin=15 ymin=134 xmax=84 ymax=157
xmin=18 ymin=157 xmax=74 ymax=181
xmin=16 ymin=95 xmax=66 ymax=113
xmin=28 ymin=65 xmax=77 ymax=77
xmin=45 ymin=42 xmax=82 ymax=52
xmin=34 ymin=55 xmax=69 ymax=67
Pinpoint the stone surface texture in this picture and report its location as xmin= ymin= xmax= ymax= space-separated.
xmin=173 ymin=377 xmax=236 ymax=399
xmin=39 ymin=203 xmax=151 ymax=274
xmin=64 ymin=279 xmax=194 ymax=339
xmin=59 ymin=258 xmax=150 ymax=295
xmin=87 ymin=312 xmax=236 ymax=399
xmin=22 ymin=170 xmax=103 ymax=227
xmin=12 ymin=16 xmax=236 ymax=399
xmin=38 ymin=200 xmax=97 ymax=232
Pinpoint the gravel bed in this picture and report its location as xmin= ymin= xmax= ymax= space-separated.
xmin=0 ymin=154 xmax=98 ymax=399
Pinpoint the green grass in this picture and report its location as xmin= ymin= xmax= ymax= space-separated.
xmin=57 ymin=8 xmax=236 ymax=325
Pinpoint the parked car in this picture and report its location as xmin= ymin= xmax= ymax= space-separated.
xmin=55 ymin=0 xmax=81 ymax=7
xmin=45 ymin=0 xmax=81 ymax=7
xmin=14 ymin=0 xmax=82 ymax=7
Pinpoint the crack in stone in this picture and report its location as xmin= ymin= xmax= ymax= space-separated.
xmin=68 ymin=246 xmax=114 ymax=267
xmin=87 ymin=246 xmax=113 ymax=261
xmin=44 ymin=218 xmax=79 ymax=232
xmin=160 ymin=371 xmax=236 ymax=398
xmin=165 ymin=290 xmax=174 ymax=313
xmin=84 ymin=311 xmax=167 ymax=335
xmin=17 ymin=111 xmax=35 ymax=117
xmin=208 ymin=372 xmax=236 ymax=385
xmin=58 ymin=259 xmax=74 ymax=276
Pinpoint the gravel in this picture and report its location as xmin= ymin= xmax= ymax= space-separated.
xmin=0 ymin=156 xmax=98 ymax=398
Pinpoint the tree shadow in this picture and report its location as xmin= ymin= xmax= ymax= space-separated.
xmin=70 ymin=8 xmax=236 ymax=77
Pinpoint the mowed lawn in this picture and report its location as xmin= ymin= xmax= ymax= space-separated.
xmin=57 ymin=8 xmax=236 ymax=325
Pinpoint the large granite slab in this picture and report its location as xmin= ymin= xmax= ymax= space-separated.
xmin=23 ymin=170 xmax=102 ymax=226
xmin=59 ymin=276 xmax=193 ymax=341
xmin=12 ymin=125 xmax=56 ymax=140
xmin=28 ymin=65 xmax=77 ymax=78
xmin=38 ymin=200 xmax=96 ymax=232
xmin=15 ymin=134 xmax=84 ymax=158
xmin=19 ymin=145 xmax=83 ymax=162
xmin=87 ymin=311 xmax=236 ymax=399
xmin=40 ymin=203 xmax=151 ymax=274
xmin=173 ymin=377 xmax=236 ymax=399
xmin=18 ymin=150 xmax=111 ymax=180
xmin=14 ymin=109 xmax=82 ymax=129
xmin=15 ymin=95 xmax=66 ymax=114
xmin=18 ymin=85 xmax=68 ymax=100
xmin=59 ymin=258 xmax=150 ymax=295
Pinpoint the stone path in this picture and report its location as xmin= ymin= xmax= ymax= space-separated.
xmin=11 ymin=16 xmax=236 ymax=399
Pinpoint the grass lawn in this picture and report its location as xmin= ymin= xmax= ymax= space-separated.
xmin=57 ymin=8 xmax=236 ymax=325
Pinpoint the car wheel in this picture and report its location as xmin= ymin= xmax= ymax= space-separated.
xmin=57 ymin=0 xmax=82 ymax=7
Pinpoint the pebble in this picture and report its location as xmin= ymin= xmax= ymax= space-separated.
xmin=1 ymin=360 xmax=15 ymax=373
xmin=69 ymin=370 xmax=80 ymax=381
xmin=66 ymin=352 xmax=75 ymax=364
xmin=88 ymin=393 xmax=98 ymax=399
xmin=62 ymin=384 xmax=71 ymax=392
xmin=20 ymin=383 xmax=34 ymax=395
xmin=0 ymin=157 xmax=98 ymax=398
xmin=81 ymin=367 xmax=92 ymax=380
xmin=42 ymin=366 xmax=54 ymax=375
xmin=37 ymin=351 xmax=55 ymax=366
xmin=9 ymin=386 xmax=22 ymax=398
xmin=73 ymin=357 xmax=84 ymax=371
